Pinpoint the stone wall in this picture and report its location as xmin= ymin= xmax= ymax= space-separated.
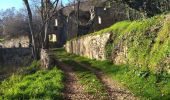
xmin=0 ymin=48 xmax=32 ymax=66
xmin=2 ymin=36 xmax=29 ymax=48
xmin=65 ymin=33 xmax=111 ymax=60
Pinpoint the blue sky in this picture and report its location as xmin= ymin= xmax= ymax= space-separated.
xmin=0 ymin=0 xmax=69 ymax=10
xmin=0 ymin=0 xmax=23 ymax=10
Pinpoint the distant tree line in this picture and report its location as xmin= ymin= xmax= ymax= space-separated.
xmin=0 ymin=8 xmax=29 ymax=37
xmin=70 ymin=0 xmax=170 ymax=17
xmin=0 ymin=7 xmax=42 ymax=38
xmin=121 ymin=0 xmax=170 ymax=16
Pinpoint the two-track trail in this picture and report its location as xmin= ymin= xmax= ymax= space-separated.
xmin=52 ymin=49 xmax=138 ymax=100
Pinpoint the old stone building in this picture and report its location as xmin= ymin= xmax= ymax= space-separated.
xmin=54 ymin=0 xmax=144 ymax=47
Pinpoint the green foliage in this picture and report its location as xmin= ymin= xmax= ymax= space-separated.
xmin=103 ymin=14 xmax=170 ymax=73
xmin=0 ymin=36 xmax=4 ymax=43
xmin=122 ymin=0 xmax=170 ymax=16
xmin=0 ymin=62 xmax=64 ymax=99
xmin=25 ymin=60 xmax=41 ymax=74
xmin=105 ymin=42 xmax=113 ymax=59
xmin=53 ymin=49 xmax=170 ymax=99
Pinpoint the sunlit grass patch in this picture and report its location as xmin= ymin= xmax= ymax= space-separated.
xmin=0 ymin=62 xmax=64 ymax=99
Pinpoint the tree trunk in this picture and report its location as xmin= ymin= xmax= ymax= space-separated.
xmin=24 ymin=0 xmax=59 ymax=69
xmin=23 ymin=0 xmax=38 ymax=60
xmin=40 ymin=0 xmax=50 ymax=69
xmin=77 ymin=0 xmax=80 ymax=37
xmin=43 ymin=20 xmax=50 ymax=49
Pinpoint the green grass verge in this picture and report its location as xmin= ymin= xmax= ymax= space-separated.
xmin=0 ymin=61 xmax=64 ymax=100
xmin=53 ymin=48 xmax=170 ymax=100
xmin=53 ymin=49 xmax=108 ymax=97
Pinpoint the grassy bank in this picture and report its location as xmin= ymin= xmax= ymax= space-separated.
xmin=0 ymin=61 xmax=64 ymax=99
xmin=105 ymin=14 xmax=170 ymax=73
xmin=53 ymin=48 xmax=170 ymax=100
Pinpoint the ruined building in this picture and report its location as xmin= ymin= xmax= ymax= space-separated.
xmin=53 ymin=0 xmax=144 ymax=47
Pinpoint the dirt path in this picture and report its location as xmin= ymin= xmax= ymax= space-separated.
xmin=55 ymin=60 xmax=96 ymax=100
xmin=52 ymin=49 xmax=138 ymax=100
xmin=76 ymin=61 xmax=138 ymax=100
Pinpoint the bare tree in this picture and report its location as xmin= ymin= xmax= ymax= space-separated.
xmin=23 ymin=0 xmax=60 ymax=68
xmin=77 ymin=0 xmax=80 ymax=36
xmin=23 ymin=0 xmax=38 ymax=59
xmin=0 ymin=19 xmax=3 ymax=36
xmin=0 ymin=8 xmax=33 ymax=38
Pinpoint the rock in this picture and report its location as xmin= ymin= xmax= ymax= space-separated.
xmin=40 ymin=49 xmax=50 ymax=69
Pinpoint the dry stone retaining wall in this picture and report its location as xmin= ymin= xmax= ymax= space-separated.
xmin=65 ymin=33 xmax=111 ymax=60
xmin=2 ymin=36 xmax=29 ymax=48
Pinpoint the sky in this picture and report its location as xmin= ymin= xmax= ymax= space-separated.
xmin=0 ymin=0 xmax=69 ymax=10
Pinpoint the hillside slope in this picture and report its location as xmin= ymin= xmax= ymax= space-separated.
xmin=65 ymin=13 xmax=170 ymax=73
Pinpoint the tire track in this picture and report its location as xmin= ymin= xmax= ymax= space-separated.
xmin=75 ymin=61 xmax=138 ymax=100
xmin=55 ymin=60 xmax=97 ymax=100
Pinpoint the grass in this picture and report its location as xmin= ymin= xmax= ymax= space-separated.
xmin=0 ymin=39 xmax=3 ymax=43
xmin=105 ymin=14 xmax=170 ymax=73
xmin=108 ymin=15 xmax=170 ymax=73
xmin=53 ymin=48 xmax=170 ymax=100
xmin=0 ymin=36 xmax=4 ymax=43
xmin=0 ymin=61 xmax=64 ymax=100
xmin=53 ymin=49 xmax=108 ymax=97
xmin=84 ymin=60 xmax=170 ymax=100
